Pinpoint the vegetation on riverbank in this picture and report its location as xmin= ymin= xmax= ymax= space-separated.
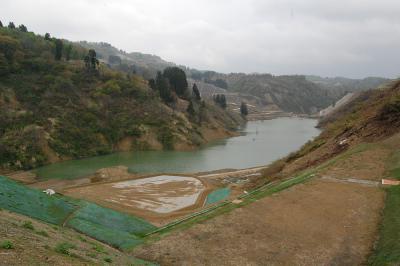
xmin=0 ymin=24 xmax=242 ymax=171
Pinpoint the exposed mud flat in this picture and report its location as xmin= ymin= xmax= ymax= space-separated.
xmin=110 ymin=175 xmax=204 ymax=213
xmin=64 ymin=175 xmax=213 ymax=225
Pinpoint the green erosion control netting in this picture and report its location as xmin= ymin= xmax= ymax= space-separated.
xmin=67 ymin=202 xmax=156 ymax=236
xmin=0 ymin=176 xmax=156 ymax=249
xmin=0 ymin=176 xmax=77 ymax=224
xmin=205 ymin=187 xmax=231 ymax=205
xmin=67 ymin=218 xmax=144 ymax=250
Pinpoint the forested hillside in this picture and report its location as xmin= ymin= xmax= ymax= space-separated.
xmin=81 ymin=42 xmax=388 ymax=115
xmin=0 ymin=24 xmax=242 ymax=171
xmin=79 ymin=41 xmax=175 ymax=80
xmin=306 ymin=75 xmax=389 ymax=98
xmin=223 ymin=73 xmax=335 ymax=114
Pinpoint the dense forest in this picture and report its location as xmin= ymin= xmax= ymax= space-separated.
xmin=0 ymin=22 xmax=242 ymax=171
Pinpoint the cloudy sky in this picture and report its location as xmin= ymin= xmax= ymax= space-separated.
xmin=1 ymin=0 xmax=400 ymax=78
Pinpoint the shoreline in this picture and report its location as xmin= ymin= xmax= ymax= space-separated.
xmin=3 ymin=115 xmax=319 ymax=183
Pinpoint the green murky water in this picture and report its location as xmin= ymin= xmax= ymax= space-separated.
xmin=34 ymin=117 xmax=320 ymax=180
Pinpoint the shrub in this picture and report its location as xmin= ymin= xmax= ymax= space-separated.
xmin=22 ymin=221 xmax=34 ymax=230
xmin=104 ymin=257 xmax=113 ymax=263
xmin=86 ymin=252 xmax=97 ymax=258
xmin=92 ymin=243 xmax=105 ymax=253
xmin=1 ymin=240 xmax=14 ymax=249
xmin=55 ymin=242 xmax=75 ymax=255
xmin=380 ymin=96 xmax=400 ymax=120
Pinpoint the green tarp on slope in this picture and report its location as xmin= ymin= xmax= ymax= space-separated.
xmin=0 ymin=176 xmax=156 ymax=249
xmin=0 ymin=176 xmax=76 ymax=224
xmin=205 ymin=187 xmax=231 ymax=205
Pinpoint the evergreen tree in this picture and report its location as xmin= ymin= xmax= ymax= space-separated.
xmin=156 ymin=71 xmax=174 ymax=103
xmin=88 ymin=49 xmax=98 ymax=69
xmin=148 ymin=78 xmax=156 ymax=90
xmin=220 ymin=94 xmax=227 ymax=108
xmin=0 ymin=21 xmax=3 ymax=27
xmin=213 ymin=94 xmax=227 ymax=109
xmin=8 ymin=22 xmax=15 ymax=29
xmin=84 ymin=49 xmax=99 ymax=70
xmin=54 ymin=39 xmax=63 ymax=60
xmin=84 ymin=55 xmax=90 ymax=69
xmin=44 ymin=33 xmax=51 ymax=40
xmin=187 ymin=100 xmax=195 ymax=116
xmin=240 ymin=102 xmax=248 ymax=116
xmin=18 ymin=24 xmax=27 ymax=32
xmin=163 ymin=67 xmax=188 ymax=96
xmin=192 ymin=83 xmax=201 ymax=101
xmin=65 ymin=44 xmax=72 ymax=61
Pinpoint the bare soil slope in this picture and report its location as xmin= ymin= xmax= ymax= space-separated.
xmin=0 ymin=210 xmax=152 ymax=266
xmin=133 ymin=178 xmax=384 ymax=265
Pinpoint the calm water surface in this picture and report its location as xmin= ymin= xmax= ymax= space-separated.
xmin=34 ymin=117 xmax=320 ymax=180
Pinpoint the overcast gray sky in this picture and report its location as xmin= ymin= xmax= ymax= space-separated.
xmin=1 ymin=0 xmax=400 ymax=78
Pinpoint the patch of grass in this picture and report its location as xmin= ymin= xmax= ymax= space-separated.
xmin=21 ymin=221 xmax=34 ymax=230
xmin=77 ymin=235 xmax=87 ymax=242
xmin=36 ymin=230 xmax=49 ymax=237
xmin=368 ymin=186 xmax=400 ymax=265
xmin=386 ymin=150 xmax=400 ymax=180
xmin=92 ymin=243 xmax=106 ymax=254
xmin=391 ymin=167 xmax=400 ymax=180
xmin=1 ymin=240 xmax=14 ymax=249
xmin=86 ymin=252 xmax=97 ymax=258
xmin=104 ymin=257 xmax=113 ymax=263
xmin=130 ymin=258 xmax=159 ymax=266
xmin=54 ymin=242 xmax=76 ymax=255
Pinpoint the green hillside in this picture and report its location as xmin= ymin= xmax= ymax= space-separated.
xmin=0 ymin=25 xmax=242 ymax=171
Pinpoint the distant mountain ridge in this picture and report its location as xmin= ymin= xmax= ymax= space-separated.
xmin=306 ymin=75 xmax=389 ymax=98
xmin=81 ymin=42 xmax=390 ymax=114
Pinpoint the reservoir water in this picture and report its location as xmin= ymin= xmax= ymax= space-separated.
xmin=34 ymin=117 xmax=320 ymax=180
